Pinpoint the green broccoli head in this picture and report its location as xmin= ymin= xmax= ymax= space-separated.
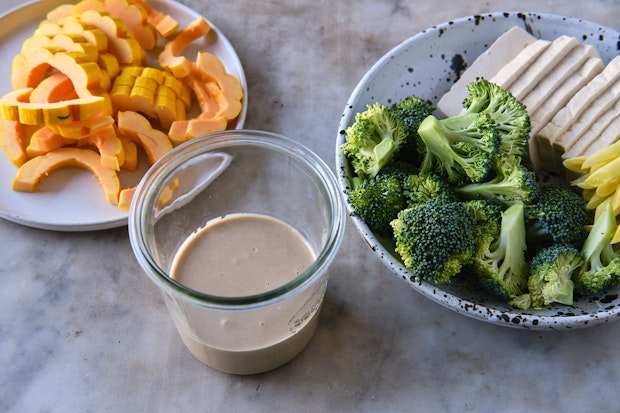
xmin=417 ymin=111 xmax=499 ymax=186
xmin=574 ymin=200 xmax=620 ymax=296
xmin=346 ymin=162 xmax=419 ymax=234
xmin=347 ymin=176 xmax=409 ymax=235
xmin=390 ymin=200 xmax=475 ymax=285
xmin=455 ymin=157 xmax=540 ymax=207
xmin=574 ymin=256 xmax=620 ymax=297
xmin=463 ymin=199 xmax=502 ymax=249
xmin=528 ymin=244 xmax=583 ymax=308
xmin=342 ymin=102 xmax=408 ymax=179
xmin=508 ymin=293 xmax=532 ymax=310
xmin=472 ymin=201 xmax=529 ymax=300
xmin=402 ymin=172 xmax=456 ymax=208
xmin=390 ymin=95 xmax=435 ymax=137
xmin=525 ymin=185 xmax=594 ymax=250
xmin=389 ymin=95 xmax=435 ymax=163
xmin=375 ymin=160 xmax=418 ymax=182
xmin=462 ymin=77 xmax=530 ymax=162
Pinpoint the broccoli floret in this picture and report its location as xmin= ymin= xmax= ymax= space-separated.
xmin=347 ymin=177 xmax=405 ymax=235
xmin=347 ymin=176 xmax=409 ymax=235
xmin=348 ymin=165 xmax=456 ymax=235
xmin=390 ymin=95 xmax=435 ymax=163
xmin=574 ymin=200 xmax=620 ymax=296
xmin=461 ymin=77 xmax=530 ymax=162
xmin=472 ymin=202 xmax=528 ymax=300
xmin=527 ymin=244 xmax=583 ymax=308
xmin=525 ymin=185 xmax=593 ymax=250
xmin=402 ymin=172 xmax=456 ymax=208
xmin=342 ymin=102 xmax=407 ymax=179
xmin=346 ymin=162 xmax=419 ymax=234
xmin=391 ymin=95 xmax=435 ymax=139
xmin=417 ymin=111 xmax=499 ymax=185
xmin=454 ymin=158 xmax=540 ymax=207
xmin=390 ymin=200 xmax=475 ymax=285
xmin=508 ymin=293 xmax=532 ymax=310
xmin=376 ymin=160 xmax=418 ymax=181
xmin=463 ymin=199 xmax=502 ymax=250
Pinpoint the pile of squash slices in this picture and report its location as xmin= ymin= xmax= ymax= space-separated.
xmin=0 ymin=0 xmax=243 ymax=211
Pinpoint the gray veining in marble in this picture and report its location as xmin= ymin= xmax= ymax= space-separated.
xmin=2 ymin=0 xmax=620 ymax=412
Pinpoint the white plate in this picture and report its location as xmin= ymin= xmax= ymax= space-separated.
xmin=336 ymin=12 xmax=620 ymax=329
xmin=0 ymin=0 xmax=247 ymax=231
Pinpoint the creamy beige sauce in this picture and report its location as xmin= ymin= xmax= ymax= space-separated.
xmin=169 ymin=213 xmax=322 ymax=374
xmin=171 ymin=213 xmax=315 ymax=296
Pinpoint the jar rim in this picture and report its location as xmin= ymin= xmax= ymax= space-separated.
xmin=128 ymin=129 xmax=346 ymax=309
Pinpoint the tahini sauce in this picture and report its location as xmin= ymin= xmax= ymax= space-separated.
xmin=170 ymin=213 xmax=321 ymax=373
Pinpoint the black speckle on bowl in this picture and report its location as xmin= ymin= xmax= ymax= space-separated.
xmin=450 ymin=53 xmax=467 ymax=79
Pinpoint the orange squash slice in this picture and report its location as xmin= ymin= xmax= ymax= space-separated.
xmin=76 ymin=125 xmax=125 ymax=170
xmin=158 ymin=17 xmax=211 ymax=78
xmin=36 ymin=19 xmax=110 ymax=53
xmin=110 ymin=65 xmax=190 ymax=129
xmin=131 ymin=0 xmax=178 ymax=37
xmin=11 ymin=47 xmax=106 ymax=96
xmin=26 ymin=126 xmax=74 ymax=158
xmin=79 ymin=9 xmax=145 ymax=66
xmin=12 ymin=147 xmax=121 ymax=205
xmin=168 ymin=118 xmax=227 ymax=145
xmin=192 ymin=52 xmax=243 ymax=122
xmin=117 ymin=185 xmax=136 ymax=211
xmin=29 ymin=72 xmax=79 ymax=103
xmin=48 ymin=114 xmax=115 ymax=139
xmin=0 ymin=88 xmax=112 ymax=126
xmin=117 ymin=110 xmax=172 ymax=164
xmin=73 ymin=0 xmax=158 ymax=51
xmin=119 ymin=137 xmax=138 ymax=171
xmin=0 ymin=119 xmax=29 ymax=166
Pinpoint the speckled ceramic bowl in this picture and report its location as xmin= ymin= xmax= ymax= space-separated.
xmin=336 ymin=12 xmax=620 ymax=329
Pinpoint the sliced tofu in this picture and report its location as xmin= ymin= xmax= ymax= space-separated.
xmin=535 ymin=56 xmax=620 ymax=170
xmin=436 ymin=26 xmax=537 ymax=117
xmin=532 ymin=57 xmax=604 ymax=169
xmin=490 ymin=39 xmax=551 ymax=89
xmin=529 ymin=50 xmax=604 ymax=171
xmin=508 ymin=36 xmax=580 ymax=101
xmin=522 ymin=44 xmax=599 ymax=115
xmin=553 ymin=81 xmax=620 ymax=162
xmin=578 ymin=112 xmax=620 ymax=158
xmin=561 ymin=96 xmax=620 ymax=161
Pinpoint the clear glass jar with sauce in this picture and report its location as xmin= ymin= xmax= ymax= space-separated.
xmin=128 ymin=130 xmax=346 ymax=374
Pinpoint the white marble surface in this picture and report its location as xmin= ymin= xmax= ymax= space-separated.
xmin=2 ymin=0 xmax=620 ymax=412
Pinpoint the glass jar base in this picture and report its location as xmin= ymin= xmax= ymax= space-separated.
xmin=177 ymin=310 xmax=321 ymax=375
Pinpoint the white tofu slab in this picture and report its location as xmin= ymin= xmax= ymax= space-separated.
xmin=561 ymin=91 xmax=620 ymax=161
xmin=541 ymin=56 xmax=620 ymax=167
xmin=436 ymin=26 xmax=537 ymax=117
xmin=508 ymin=36 xmax=579 ymax=101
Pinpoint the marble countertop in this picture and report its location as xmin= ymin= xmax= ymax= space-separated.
xmin=2 ymin=0 xmax=620 ymax=411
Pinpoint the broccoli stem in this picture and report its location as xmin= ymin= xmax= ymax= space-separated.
xmin=417 ymin=115 xmax=476 ymax=171
xmin=457 ymin=180 xmax=515 ymax=198
xmin=373 ymin=138 xmax=397 ymax=170
xmin=420 ymin=114 xmax=487 ymax=150
xmin=489 ymin=202 xmax=526 ymax=278
xmin=440 ymin=112 xmax=478 ymax=134
xmin=582 ymin=200 xmax=615 ymax=266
